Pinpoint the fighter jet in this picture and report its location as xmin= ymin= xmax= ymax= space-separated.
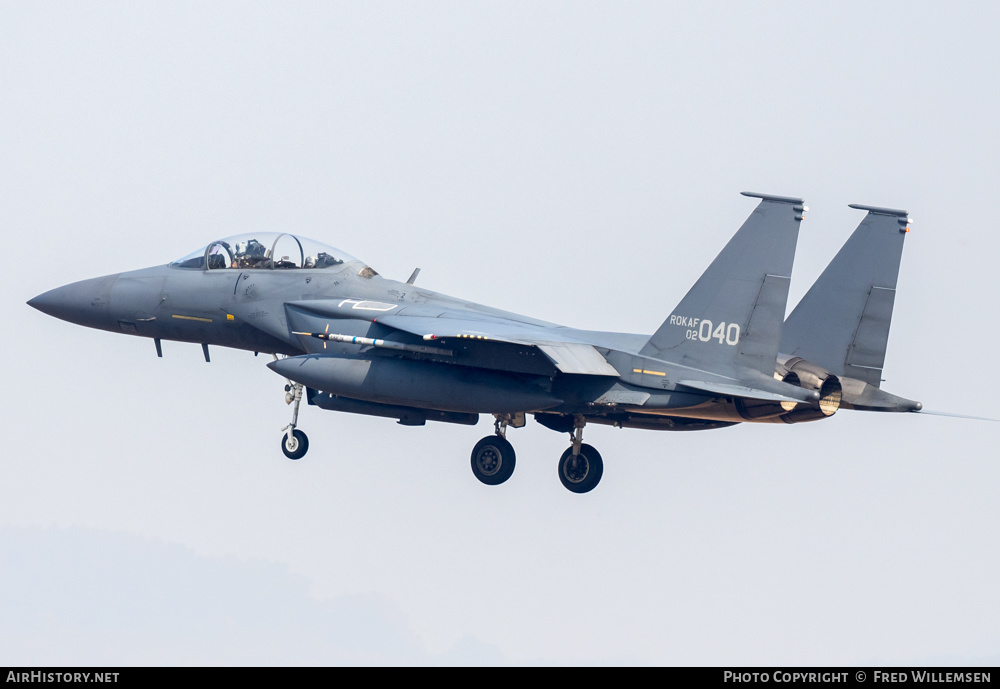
xmin=28 ymin=192 xmax=924 ymax=493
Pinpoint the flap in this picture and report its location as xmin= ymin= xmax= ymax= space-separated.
xmin=535 ymin=343 xmax=620 ymax=376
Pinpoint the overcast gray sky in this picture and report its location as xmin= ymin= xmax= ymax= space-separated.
xmin=2 ymin=1 xmax=998 ymax=666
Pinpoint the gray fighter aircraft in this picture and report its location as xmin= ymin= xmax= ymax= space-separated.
xmin=28 ymin=192 xmax=924 ymax=493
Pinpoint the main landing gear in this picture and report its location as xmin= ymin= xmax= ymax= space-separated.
xmin=470 ymin=414 xmax=519 ymax=485
xmin=558 ymin=416 xmax=603 ymax=494
xmin=470 ymin=414 xmax=604 ymax=493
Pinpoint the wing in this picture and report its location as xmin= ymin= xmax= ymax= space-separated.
xmin=283 ymin=299 xmax=620 ymax=377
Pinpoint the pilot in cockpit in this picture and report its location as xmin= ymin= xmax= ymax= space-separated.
xmin=207 ymin=242 xmax=230 ymax=270
xmin=230 ymin=239 xmax=268 ymax=269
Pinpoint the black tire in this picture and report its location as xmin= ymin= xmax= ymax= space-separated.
xmin=470 ymin=435 xmax=516 ymax=485
xmin=281 ymin=429 xmax=309 ymax=460
xmin=558 ymin=444 xmax=603 ymax=494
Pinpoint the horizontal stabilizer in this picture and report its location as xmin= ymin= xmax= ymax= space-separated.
xmin=839 ymin=377 xmax=921 ymax=412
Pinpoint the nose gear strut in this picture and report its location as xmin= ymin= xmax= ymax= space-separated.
xmin=275 ymin=355 xmax=309 ymax=460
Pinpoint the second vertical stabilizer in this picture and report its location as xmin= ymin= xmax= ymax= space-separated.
xmin=781 ymin=204 xmax=911 ymax=388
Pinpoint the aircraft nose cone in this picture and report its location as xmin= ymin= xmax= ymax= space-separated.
xmin=28 ymin=274 xmax=120 ymax=331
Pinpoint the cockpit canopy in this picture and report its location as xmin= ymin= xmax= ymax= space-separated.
xmin=170 ymin=233 xmax=361 ymax=271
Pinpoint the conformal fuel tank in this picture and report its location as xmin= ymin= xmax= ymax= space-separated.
xmin=268 ymin=354 xmax=562 ymax=414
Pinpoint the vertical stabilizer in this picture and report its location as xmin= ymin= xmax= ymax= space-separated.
xmin=640 ymin=192 xmax=806 ymax=377
xmin=781 ymin=204 xmax=911 ymax=387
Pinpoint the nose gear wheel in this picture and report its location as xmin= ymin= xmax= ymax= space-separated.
xmin=282 ymin=428 xmax=309 ymax=460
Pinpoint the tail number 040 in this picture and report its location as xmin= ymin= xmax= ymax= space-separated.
xmin=686 ymin=320 xmax=741 ymax=346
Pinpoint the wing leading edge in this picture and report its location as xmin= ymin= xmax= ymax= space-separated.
xmin=284 ymin=301 xmax=620 ymax=376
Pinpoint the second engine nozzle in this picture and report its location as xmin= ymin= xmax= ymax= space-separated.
xmin=766 ymin=357 xmax=842 ymax=424
xmin=737 ymin=358 xmax=842 ymax=423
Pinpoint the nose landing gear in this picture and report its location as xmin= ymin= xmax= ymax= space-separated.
xmin=280 ymin=379 xmax=309 ymax=460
